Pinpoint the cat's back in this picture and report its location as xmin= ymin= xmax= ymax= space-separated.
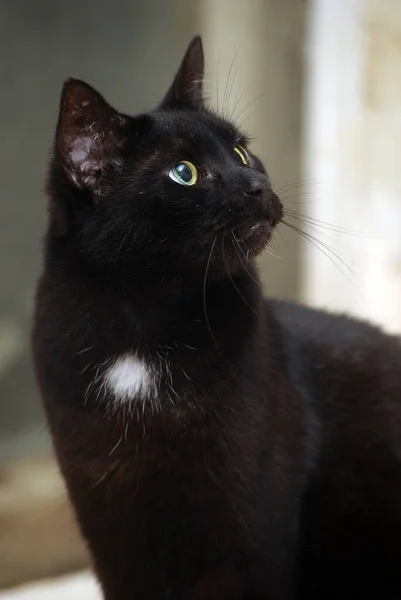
xmin=268 ymin=302 xmax=401 ymax=597
xmin=269 ymin=297 xmax=401 ymax=385
xmin=268 ymin=297 xmax=401 ymax=455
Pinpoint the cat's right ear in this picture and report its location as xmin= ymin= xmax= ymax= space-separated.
xmin=55 ymin=79 xmax=124 ymax=196
xmin=160 ymin=36 xmax=204 ymax=110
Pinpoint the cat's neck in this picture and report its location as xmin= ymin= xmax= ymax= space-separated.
xmin=45 ymin=246 xmax=263 ymax=354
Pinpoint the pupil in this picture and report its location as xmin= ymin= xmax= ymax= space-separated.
xmin=176 ymin=163 xmax=192 ymax=182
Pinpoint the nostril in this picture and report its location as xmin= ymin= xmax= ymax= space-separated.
xmin=244 ymin=186 xmax=263 ymax=198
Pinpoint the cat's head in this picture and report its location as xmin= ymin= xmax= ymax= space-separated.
xmin=48 ymin=36 xmax=282 ymax=281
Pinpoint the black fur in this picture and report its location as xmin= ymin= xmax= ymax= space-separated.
xmin=32 ymin=36 xmax=401 ymax=599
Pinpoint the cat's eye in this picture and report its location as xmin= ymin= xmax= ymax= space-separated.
xmin=169 ymin=161 xmax=198 ymax=186
xmin=234 ymin=145 xmax=250 ymax=166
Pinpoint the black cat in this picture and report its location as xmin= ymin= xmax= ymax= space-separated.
xmin=32 ymin=36 xmax=401 ymax=600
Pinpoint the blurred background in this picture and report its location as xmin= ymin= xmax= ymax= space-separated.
xmin=0 ymin=0 xmax=400 ymax=597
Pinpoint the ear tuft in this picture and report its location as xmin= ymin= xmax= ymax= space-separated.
xmin=56 ymin=79 xmax=123 ymax=195
xmin=160 ymin=36 xmax=204 ymax=111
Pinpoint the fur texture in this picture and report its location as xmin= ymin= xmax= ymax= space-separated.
xmin=32 ymin=36 xmax=401 ymax=600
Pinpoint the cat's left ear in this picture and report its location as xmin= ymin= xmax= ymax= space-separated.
xmin=55 ymin=79 xmax=125 ymax=196
xmin=160 ymin=36 xmax=204 ymax=110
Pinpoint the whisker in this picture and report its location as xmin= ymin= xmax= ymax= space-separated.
xmin=261 ymin=241 xmax=283 ymax=260
xmin=274 ymin=229 xmax=290 ymax=252
xmin=231 ymin=232 xmax=262 ymax=289
xmin=281 ymin=220 xmax=360 ymax=291
xmin=203 ymin=236 xmax=220 ymax=352
xmin=283 ymin=220 xmax=353 ymax=271
xmin=275 ymin=179 xmax=327 ymax=196
xmin=223 ymin=44 xmax=243 ymax=118
xmin=230 ymin=80 xmax=257 ymax=122
xmin=235 ymin=94 xmax=264 ymax=126
xmin=281 ymin=191 xmax=324 ymax=202
xmin=284 ymin=216 xmax=348 ymax=246
xmin=222 ymin=235 xmax=257 ymax=314
xmin=284 ymin=209 xmax=369 ymax=237
xmin=226 ymin=66 xmax=238 ymax=120
xmin=216 ymin=49 xmax=221 ymax=112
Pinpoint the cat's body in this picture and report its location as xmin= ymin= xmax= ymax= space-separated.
xmin=32 ymin=37 xmax=401 ymax=599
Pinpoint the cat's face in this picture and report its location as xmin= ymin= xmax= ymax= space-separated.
xmin=49 ymin=37 xmax=282 ymax=280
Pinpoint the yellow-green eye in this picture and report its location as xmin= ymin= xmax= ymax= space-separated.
xmin=234 ymin=145 xmax=250 ymax=166
xmin=168 ymin=161 xmax=198 ymax=186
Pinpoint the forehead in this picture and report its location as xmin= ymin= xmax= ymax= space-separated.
xmin=149 ymin=110 xmax=241 ymax=154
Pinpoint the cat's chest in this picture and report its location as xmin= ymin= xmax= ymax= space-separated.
xmin=73 ymin=307 xmax=233 ymax=413
xmin=83 ymin=350 xmax=196 ymax=413
xmin=102 ymin=354 xmax=159 ymax=404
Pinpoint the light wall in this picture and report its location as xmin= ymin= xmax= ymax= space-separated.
xmin=303 ymin=0 xmax=401 ymax=334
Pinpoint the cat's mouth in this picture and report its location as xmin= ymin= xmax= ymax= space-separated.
xmin=235 ymin=222 xmax=269 ymax=242
xmin=228 ymin=220 xmax=274 ymax=260
xmin=233 ymin=219 xmax=276 ymax=244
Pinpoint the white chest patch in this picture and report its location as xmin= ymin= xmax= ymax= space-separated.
xmin=103 ymin=354 xmax=157 ymax=404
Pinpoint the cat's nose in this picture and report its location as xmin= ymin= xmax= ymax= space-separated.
xmin=244 ymin=184 xmax=263 ymax=199
xmin=243 ymin=175 xmax=269 ymax=200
